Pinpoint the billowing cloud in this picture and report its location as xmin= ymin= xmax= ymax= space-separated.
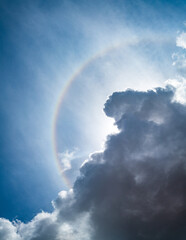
xmin=0 ymin=190 xmax=92 ymax=240
xmin=1 ymin=85 xmax=186 ymax=239
xmin=0 ymin=218 xmax=21 ymax=240
xmin=74 ymin=86 xmax=186 ymax=239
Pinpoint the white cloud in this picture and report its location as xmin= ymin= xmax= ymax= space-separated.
xmin=0 ymin=218 xmax=21 ymax=240
xmin=166 ymin=78 xmax=186 ymax=104
xmin=0 ymin=189 xmax=92 ymax=240
xmin=176 ymin=32 xmax=186 ymax=49
xmin=58 ymin=149 xmax=78 ymax=172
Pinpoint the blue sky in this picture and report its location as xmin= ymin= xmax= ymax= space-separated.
xmin=0 ymin=0 xmax=186 ymax=232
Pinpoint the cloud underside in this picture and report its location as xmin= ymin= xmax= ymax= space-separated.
xmin=1 ymin=86 xmax=186 ymax=240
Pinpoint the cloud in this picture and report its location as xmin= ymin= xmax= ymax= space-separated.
xmin=172 ymin=52 xmax=186 ymax=77
xmin=166 ymin=79 xmax=186 ymax=104
xmin=0 ymin=190 xmax=92 ymax=240
xmin=1 ymin=85 xmax=186 ymax=239
xmin=73 ymin=86 xmax=186 ymax=240
xmin=177 ymin=32 xmax=186 ymax=49
xmin=0 ymin=218 xmax=21 ymax=240
xmin=58 ymin=149 xmax=78 ymax=172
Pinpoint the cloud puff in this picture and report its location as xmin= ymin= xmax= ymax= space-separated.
xmin=172 ymin=52 xmax=186 ymax=77
xmin=177 ymin=32 xmax=186 ymax=49
xmin=0 ymin=190 xmax=92 ymax=240
xmin=58 ymin=149 xmax=78 ymax=172
xmin=172 ymin=32 xmax=186 ymax=79
xmin=1 ymin=86 xmax=186 ymax=239
xmin=166 ymin=79 xmax=186 ymax=104
xmin=0 ymin=218 xmax=21 ymax=240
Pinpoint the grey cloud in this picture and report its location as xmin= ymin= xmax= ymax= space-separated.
xmin=73 ymin=86 xmax=186 ymax=240
xmin=1 ymin=86 xmax=186 ymax=240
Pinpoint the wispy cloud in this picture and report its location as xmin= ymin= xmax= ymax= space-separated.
xmin=58 ymin=149 xmax=78 ymax=172
xmin=177 ymin=32 xmax=186 ymax=49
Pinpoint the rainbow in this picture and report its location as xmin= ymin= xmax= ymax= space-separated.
xmin=52 ymin=36 xmax=168 ymax=188
xmin=52 ymin=42 xmax=129 ymax=189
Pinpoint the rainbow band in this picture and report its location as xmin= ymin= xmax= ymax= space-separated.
xmin=52 ymin=36 xmax=168 ymax=188
xmin=52 ymin=43 xmax=128 ymax=189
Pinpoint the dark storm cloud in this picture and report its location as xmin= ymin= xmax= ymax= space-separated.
xmin=73 ymin=86 xmax=186 ymax=240
xmin=1 ymin=86 xmax=186 ymax=240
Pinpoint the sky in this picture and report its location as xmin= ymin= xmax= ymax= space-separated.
xmin=0 ymin=0 xmax=186 ymax=239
